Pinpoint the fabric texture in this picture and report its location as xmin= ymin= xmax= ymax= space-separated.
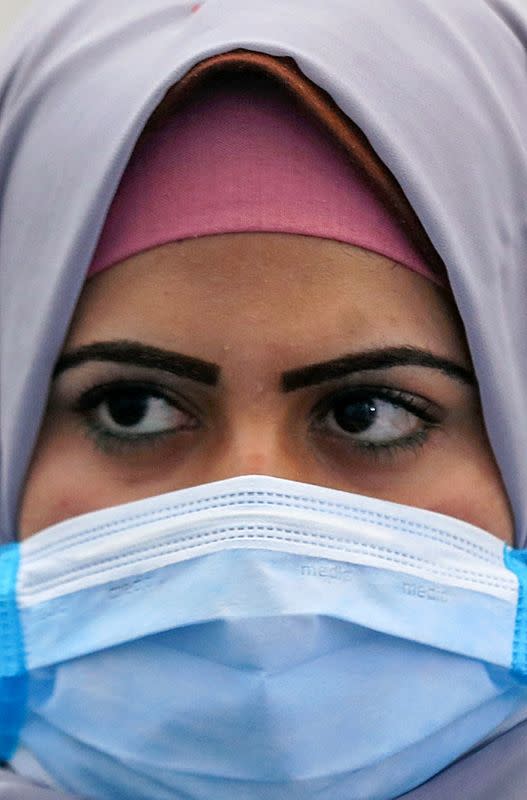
xmin=0 ymin=770 xmax=74 ymax=799
xmin=88 ymin=70 xmax=439 ymax=283
xmin=0 ymin=0 xmax=527 ymax=797
xmin=5 ymin=475 xmax=527 ymax=799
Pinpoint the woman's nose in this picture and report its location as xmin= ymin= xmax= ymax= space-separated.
xmin=194 ymin=419 xmax=307 ymax=485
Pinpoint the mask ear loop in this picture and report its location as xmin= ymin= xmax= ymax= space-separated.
xmin=145 ymin=49 xmax=449 ymax=287
xmin=0 ymin=543 xmax=28 ymax=761
xmin=504 ymin=547 xmax=527 ymax=680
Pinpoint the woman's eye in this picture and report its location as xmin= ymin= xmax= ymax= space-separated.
xmin=76 ymin=383 xmax=197 ymax=443
xmin=314 ymin=388 xmax=438 ymax=452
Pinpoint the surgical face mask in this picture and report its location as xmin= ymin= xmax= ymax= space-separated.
xmin=1 ymin=474 xmax=527 ymax=800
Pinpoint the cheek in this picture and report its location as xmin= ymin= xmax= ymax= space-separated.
xmin=18 ymin=421 xmax=197 ymax=537
xmin=18 ymin=427 xmax=116 ymax=538
xmin=427 ymin=445 xmax=514 ymax=544
xmin=444 ymin=474 xmax=513 ymax=543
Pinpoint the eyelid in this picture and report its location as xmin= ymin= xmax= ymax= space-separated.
xmin=308 ymin=384 xmax=443 ymax=463
xmin=310 ymin=384 xmax=441 ymax=425
xmin=52 ymin=358 xmax=204 ymax=399
xmin=53 ymin=360 xmax=203 ymax=392
xmin=72 ymin=378 xmax=203 ymax=422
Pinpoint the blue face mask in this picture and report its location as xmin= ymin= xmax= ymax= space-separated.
xmin=2 ymin=474 xmax=527 ymax=800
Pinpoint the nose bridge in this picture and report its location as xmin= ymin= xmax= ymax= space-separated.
xmin=206 ymin=410 xmax=305 ymax=483
xmin=221 ymin=421 xmax=291 ymax=476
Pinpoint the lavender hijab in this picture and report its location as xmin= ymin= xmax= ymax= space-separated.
xmin=1 ymin=0 xmax=527 ymax=797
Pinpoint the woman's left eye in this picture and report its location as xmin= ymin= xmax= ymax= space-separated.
xmin=76 ymin=382 xmax=198 ymax=443
xmin=312 ymin=387 xmax=439 ymax=453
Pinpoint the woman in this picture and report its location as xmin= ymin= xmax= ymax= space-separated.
xmin=1 ymin=0 xmax=527 ymax=798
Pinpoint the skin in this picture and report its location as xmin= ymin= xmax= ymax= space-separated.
xmin=18 ymin=233 xmax=514 ymax=542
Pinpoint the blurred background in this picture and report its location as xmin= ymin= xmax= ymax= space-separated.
xmin=0 ymin=0 xmax=33 ymax=39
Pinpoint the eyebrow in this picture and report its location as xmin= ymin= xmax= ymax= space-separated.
xmin=281 ymin=346 xmax=476 ymax=392
xmin=54 ymin=341 xmax=476 ymax=392
xmin=53 ymin=340 xmax=219 ymax=385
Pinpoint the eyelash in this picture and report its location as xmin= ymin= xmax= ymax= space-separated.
xmin=312 ymin=385 xmax=439 ymax=459
xmin=73 ymin=380 xmax=197 ymax=454
xmin=72 ymin=380 xmax=440 ymax=459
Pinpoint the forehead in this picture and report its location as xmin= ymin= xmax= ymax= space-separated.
xmin=65 ymin=233 xmax=470 ymax=369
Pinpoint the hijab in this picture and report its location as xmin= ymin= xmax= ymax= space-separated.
xmin=0 ymin=0 xmax=526 ymax=797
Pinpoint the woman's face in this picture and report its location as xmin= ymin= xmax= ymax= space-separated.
xmin=19 ymin=233 xmax=514 ymax=542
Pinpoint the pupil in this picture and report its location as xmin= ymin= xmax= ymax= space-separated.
xmin=107 ymin=390 xmax=149 ymax=427
xmin=333 ymin=396 xmax=377 ymax=433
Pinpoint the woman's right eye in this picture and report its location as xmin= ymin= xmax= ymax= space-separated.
xmin=75 ymin=382 xmax=198 ymax=444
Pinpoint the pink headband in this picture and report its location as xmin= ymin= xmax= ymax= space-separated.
xmin=89 ymin=76 xmax=438 ymax=283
